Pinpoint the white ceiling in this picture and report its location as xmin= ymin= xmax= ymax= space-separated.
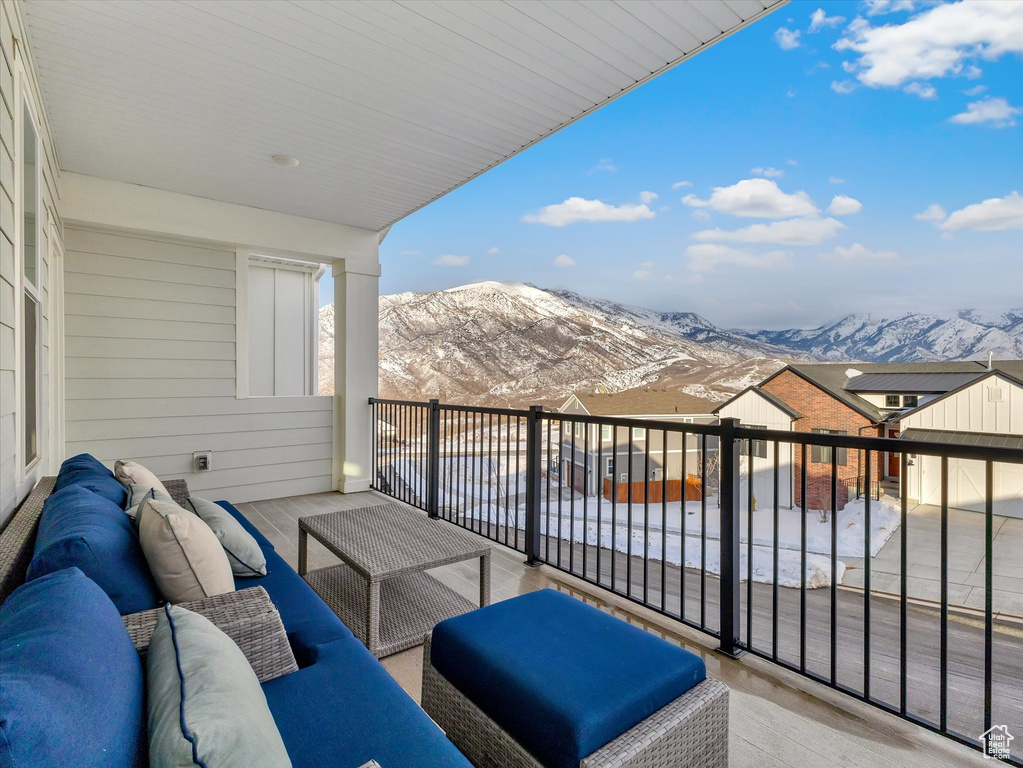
xmin=23 ymin=0 xmax=785 ymax=232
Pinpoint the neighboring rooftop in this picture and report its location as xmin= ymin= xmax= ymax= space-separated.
xmin=770 ymin=360 xmax=1023 ymax=422
xmin=568 ymin=387 xmax=716 ymax=417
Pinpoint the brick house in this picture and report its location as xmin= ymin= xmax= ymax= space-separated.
xmin=714 ymin=361 xmax=1023 ymax=512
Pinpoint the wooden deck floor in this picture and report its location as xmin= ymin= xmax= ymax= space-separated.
xmin=234 ymin=490 xmax=991 ymax=768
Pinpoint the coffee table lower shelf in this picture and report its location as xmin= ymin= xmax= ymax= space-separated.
xmin=304 ymin=563 xmax=476 ymax=658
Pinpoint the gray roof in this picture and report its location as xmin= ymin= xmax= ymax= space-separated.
xmin=845 ymin=372 xmax=984 ymax=394
xmin=902 ymin=428 xmax=1023 ymax=451
xmin=772 ymin=360 xmax=1023 ymax=423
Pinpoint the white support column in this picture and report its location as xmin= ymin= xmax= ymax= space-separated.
xmin=332 ymin=258 xmax=381 ymax=493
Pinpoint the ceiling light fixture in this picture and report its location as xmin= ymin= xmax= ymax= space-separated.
xmin=271 ymin=154 xmax=299 ymax=167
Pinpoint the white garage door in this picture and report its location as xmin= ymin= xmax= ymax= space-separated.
xmin=919 ymin=455 xmax=1023 ymax=518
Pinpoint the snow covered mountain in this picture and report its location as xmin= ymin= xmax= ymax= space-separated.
xmin=317 ymin=281 xmax=1023 ymax=405
xmin=735 ymin=310 xmax=1023 ymax=363
xmin=319 ymin=281 xmax=796 ymax=406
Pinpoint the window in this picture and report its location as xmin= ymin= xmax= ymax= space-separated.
xmin=740 ymin=425 xmax=768 ymax=459
xmin=683 ymin=417 xmax=694 ymax=424
xmin=902 ymin=395 xmax=919 ymax=408
xmin=601 ymin=425 xmax=612 ymax=441
xmin=21 ymin=103 xmax=40 ymax=469
xmin=573 ymin=422 xmax=582 ymax=439
xmin=810 ymin=429 xmax=848 ymax=466
xmin=245 ymin=256 xmax=325 ymax=396
xmin=885 ymin=394 xmax=900 ymax=408
xmin=605 ymin=457 xmax=614 ymax=475
xmin=632 ymin=427 xmax=646 ymax=441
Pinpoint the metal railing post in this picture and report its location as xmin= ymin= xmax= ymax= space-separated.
xmin=718 ymin=417 xmax=744 ymax=658
xmin=524 ymin=405 xmax=543 ymax=566
xmin=428 ymin=399 xmax=440 ymax=518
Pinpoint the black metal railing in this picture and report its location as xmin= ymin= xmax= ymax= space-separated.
xmin=369 ymin=397 xmax=1023 ymax=764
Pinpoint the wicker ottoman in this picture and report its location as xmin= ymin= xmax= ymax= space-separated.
xmin=422 ymin=589 xmax=729 ymax=768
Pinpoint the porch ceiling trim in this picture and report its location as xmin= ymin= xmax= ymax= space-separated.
xmin=22 ymin=0 xmax=787 ymax=231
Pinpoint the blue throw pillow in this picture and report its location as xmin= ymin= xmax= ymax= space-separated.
xmin=28 ymin=485 xmax=163 ymax=614
xmin=0 ymin=567 xmax=146 ymax=768
xmin=54 ymin=453 xmax=127 ymax=508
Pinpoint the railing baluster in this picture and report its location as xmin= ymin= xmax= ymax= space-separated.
xmin=831 ymin=451 xmax=838 ymax=685
xmin=546 ymin=416 xmax=552 ymax=563
xmin=611 ymin=427 xmax=618 ymax=595
xmin=718 ymin=418 xmax=742 ymax=657
xmin=662 ymin=429 xmax=669 ymax=615
xmin=800 ymin=443 xmax=807 ymax=675
xmin=700 ymin=434 xmax=707 ymax=631
xmin=940 ymin=455 xmax=948 ymax=733
xmin=583 ymin=422 xmax=590 ymax=580
xmin=597 ymin=424 xmax=604 ymax=587
xmin=428 ymin=400 xmax=440 ymax=518
xmin=747 ymin=437 xmax=754 ymax=651
xmin=773 ymin=440 xmax=780 ymax=662
xmin=558 ymin=419 xmax=564 ymax=568
xmin=984 ymin=459 xmax=994 ymax=736
xmin=515 ymin=415 xmax=522 ymax=551
xmin=643 ymin=430 xmax=650 ymax=605
xmin=487 ymin=412 xmax=493 ymax=540
xmin=900 ymin=451 xmax=909 ymax=717
xmin=627 ymin=432 xmax=634 ymax=598
xmin=570 ymin=420 xmax=577 ymax=574
xmin=864 ymin=448 xmax=872 ymax=700
xmin=524 ymin=406 xmax=542 ymax=566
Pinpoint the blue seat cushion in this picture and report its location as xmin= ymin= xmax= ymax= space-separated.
xmin=263 ymin=636 xmax=471 ymax=768
xmin=0 ymin=567 xmax=146 ymax=768
xmin=27 ymin=485 xmax=163 ymax=615
xmin=53 ymin=453 xmax=127 ymax=508
xmin=431 ymin=589 xmax=707 ymax=768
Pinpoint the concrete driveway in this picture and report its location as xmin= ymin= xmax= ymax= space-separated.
xmin=841 ymin=501 xmax=1023 ymax=617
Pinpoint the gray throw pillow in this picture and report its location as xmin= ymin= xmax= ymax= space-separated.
xmin=184 ymin=497 xmax=267 ymax=578
xmin=147 ymin=604 xmax=292 ymax=768
xmin=125 ymin=482 xmax=176 ymax=522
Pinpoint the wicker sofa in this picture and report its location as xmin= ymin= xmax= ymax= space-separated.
xmin=0 ymin=459 xmax=471 ymax=768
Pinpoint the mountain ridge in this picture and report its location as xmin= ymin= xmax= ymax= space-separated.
xmin=317 ymin=281 xmax=1023 ymax=405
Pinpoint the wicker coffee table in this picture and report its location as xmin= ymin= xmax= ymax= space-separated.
xmin=298 ymin=502 xmax=491 ymax=658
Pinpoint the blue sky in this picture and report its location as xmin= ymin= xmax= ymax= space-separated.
xmin=331 ymin=1 xmax=1023 ymax=330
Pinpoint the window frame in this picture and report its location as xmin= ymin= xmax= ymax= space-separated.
xmin=739 ymin=424 xmax=768 ymax=459
xmin=810 ymin=428 xmax=848 ymax=466
xmin=902 ymin=394 xmax=919 ymax=408
xmin=601 ymin=425 xmax=612 ymax=441
xmin=632 ymin=427 xmax=646 ymax=441
xmin=885 ymin=394 xmax=900 ymax=408
xmin=19 ymin=92 xmax=43 ymax=475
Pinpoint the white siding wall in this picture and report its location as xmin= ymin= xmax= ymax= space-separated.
xmin=0 ymin=1 xmax=61 ymax=527
xmin=901 ymin=375 xmax=1023 ymax=516
xmin=63 ymin=226 xmax=333 ymax=503
xmin=718 ymin=390 xmax=794 ymax=509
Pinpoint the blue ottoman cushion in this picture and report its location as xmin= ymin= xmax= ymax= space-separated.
xmin=53 ymin=453 xmax=127 ymax=508
xmin=431 ymin=589 xmax=707 ymax=768
xmin=0 ymin=567 xmax=146 ymax=768
xmin=27 ymin=485 xmax=163 ymax=615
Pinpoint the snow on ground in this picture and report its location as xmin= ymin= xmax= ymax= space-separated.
xmin=463 ymin=490 xmax=899 ymax=589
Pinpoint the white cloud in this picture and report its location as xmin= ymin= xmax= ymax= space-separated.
xmin=829 ymin=176 xmax=846 ymax=184
xmin=786 ymin=87 xmax=797 ymax=98
xmin=433 ymin=254 xmax=469 ymax=267
xmin=786 ymin=158 xmax=799 ymax=166
xmin=915 ymin=203 xmax=947 ymax=222
xmin=751 ymin=166 xmax=785 ymax=179
xmin=774 ymin=27 xmax=802 ymax=50
xmin=828 ymin=195 xmax=863 ymax=215
xmin=686 ymin=244 xmax=792 ymax=276
xmin=836 ymin=2 xmax=1023 ymax=88
xmin=809 ymin=8 xmax=846 ymax=33
xmin=632 ymin=270 xmax=651 ymax=281
xmin=827 ymin=243 xmax=898 ymax=260
xmin=903 ymin=81 xmax=937 ymax=100
xmin=639 ymin=190 xmax=659 ymax=204
xmin=949 ymin=96 xmax=1021 ymax=128
xmin=640 ymin=260 xmax=654 ymax=269
xmin=864 ymin=0 xmax=916 ymax=17
xmin=672 ymin=180 xmax=693 ymax=190
xmin=693 ymin=217 xmax=846 ymax=246
xmin=591 ymin=158 xmax=616 ymax=173
xmin=831 ymin=79 xmax=856 ymax=94
xmin=941 ymin=191 xmax=1023 ymax=231
xmin=682 ymin=178 xmax=818 ymax=219
xmin=553 ymin=254 xmax=577 ymax=268
xmin=523 ymin=197 xmax=656 ymax=226
xmin=487 ymin=247 xmax=499 ymax=255
xmin=963 ymin=84 xmax=988 ymax=96
xmin=691 ymin=209 xmax=712 ymax=221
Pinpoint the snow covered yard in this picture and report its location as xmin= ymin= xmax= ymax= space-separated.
xmin=465 ymin=491 xmax=901 ymax=589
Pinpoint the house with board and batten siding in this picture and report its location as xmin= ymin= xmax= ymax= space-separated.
xmin=715 ymin=360 xmax=1023 ymax=516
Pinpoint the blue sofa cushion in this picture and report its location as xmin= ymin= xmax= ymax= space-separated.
xmin=215 ymin=501 xmax=352 ymax=657
xmin=431 ymin=589 xmax=707 ymax=768
xmin=0 ymin=567 xmax=146 ymax=768
xmin=262 ymin=636 xmax=470 ymax=768
xmin=53 ymin=453 xmax=128 ymax=508
xmin=27 ymin=485 xmax=163 ymax=615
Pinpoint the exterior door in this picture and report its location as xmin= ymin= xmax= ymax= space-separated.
xmin=887 ymin=428 xmax=900 ymax=477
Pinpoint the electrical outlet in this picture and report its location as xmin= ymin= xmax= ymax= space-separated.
xmin=193 ymin=451 xmax=212 ymax=472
